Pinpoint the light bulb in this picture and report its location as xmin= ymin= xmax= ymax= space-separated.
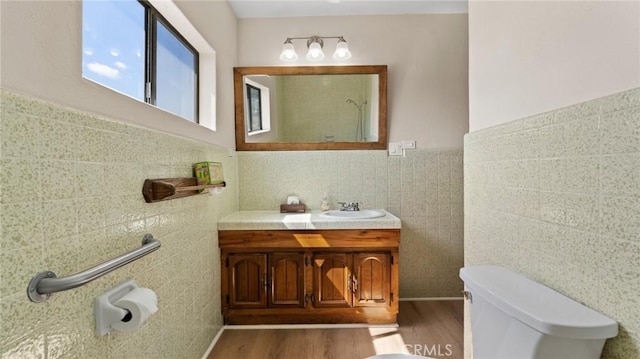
xmin=279 ymin=41 xmax=298 ymax=62
xmin=306 ymin=42 xmax=325 ymax=61
xmin=333 ymin=39 xmax=351 ymax=60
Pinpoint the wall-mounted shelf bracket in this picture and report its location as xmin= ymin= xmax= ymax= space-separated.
xmin=142 ymin=177 xmax=226 ymax=203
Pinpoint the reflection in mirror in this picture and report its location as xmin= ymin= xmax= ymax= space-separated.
xmin=245 ymin=78 xmax=270 ymax=135
xmin=245 ymin=74 xmax=378 ymax=143
xmin=234 ymin=66 xmax=387 ymax=151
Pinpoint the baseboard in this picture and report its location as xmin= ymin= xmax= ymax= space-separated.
xmin=202 ymin=326 xmax=225 ymax=359
xmin=223 ymin=323 xmax=399 ymax=330
xmin=399 ymin=297 xmax=464 ymax=301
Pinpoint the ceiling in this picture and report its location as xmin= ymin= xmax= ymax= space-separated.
xmin=227 ymin=0 xmax=468 ymax=19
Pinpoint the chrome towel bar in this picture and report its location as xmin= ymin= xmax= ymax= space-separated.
xmin=27 ymin=233 xmax=161 ymax=303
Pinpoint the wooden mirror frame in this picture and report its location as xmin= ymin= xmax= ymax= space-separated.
xmin=234 ymin=65 xmax=387 ymax=151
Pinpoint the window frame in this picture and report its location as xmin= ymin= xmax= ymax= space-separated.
xmin=246 ymin=83 xmax=263 ymax=132
xmin=243 ymin=78 xmax=271 ymax=136
xmin=141 ymin=0 xmax=199 ymax=123
xmin=146 ymin=0 xmax=217 ymax=130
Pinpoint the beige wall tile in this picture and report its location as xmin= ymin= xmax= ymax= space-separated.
xmin=565 ymin=156 xmax=600 ymax=194
xmin=600 ymin=106 xmax=640 ymax=154
xmin=0 ymin=90 xmax=234 ymax=358
xmin=39 ymin=118 xmax=77 ymax=161
xmin=564 ymin=116 xmax=600 ymax=157
xmin=538 ymin=123 xmax=567 ymax=158
xmin=1 ymin=112 xmax=40 ymax=160
xmin=601 ymin=153 xmax=640 ymax=196
xmin=601 ymin=195 xmax=640 ymax=242
xmin=1 ymin=158 xmax=42 ymax=204
xmin=42 ymin=161 xmax=76 ymax=201
xmin=0 ymin=202 xmax=43 ymax=252
xmin=600 ymin=238 xmax=640 ymax=333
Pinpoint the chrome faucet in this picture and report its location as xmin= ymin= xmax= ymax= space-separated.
xmin=338 ymin=202 xmax=359 ymax=211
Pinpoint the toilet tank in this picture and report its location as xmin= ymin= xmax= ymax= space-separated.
xmin=460 ymin=266 xmax=618 ymax=359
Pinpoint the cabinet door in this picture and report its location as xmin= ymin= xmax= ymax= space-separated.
xmin=313 ymin=253 xmax=352 ymax=308
xmin=228 ymin=254 xmax=267 ymax=309
xmin=353 ymin=253 xmax=390 ymax=307
xmin=268 ymin=253 xmax=305 ymax=308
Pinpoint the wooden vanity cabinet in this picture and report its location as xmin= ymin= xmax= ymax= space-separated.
xmin=219 ymin=229 xmax=400 ymax=324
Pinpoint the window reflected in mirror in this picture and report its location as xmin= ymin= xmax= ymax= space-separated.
xmin=246 ymin=84 xmax=262 ymax=132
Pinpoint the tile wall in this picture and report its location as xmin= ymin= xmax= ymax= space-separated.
xmin=0 ymin=90 xmax=238 ymax=358
xmin=277 ymin=75 xmax=373 ymax=142
xmin=238 ymin=149 xmax=464 ymax=298
xmin=464 ymin=87 xmax=640 ymax=358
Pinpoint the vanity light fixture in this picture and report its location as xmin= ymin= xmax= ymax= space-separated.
xmin=279 ymin=35 xmax=352 ymax=62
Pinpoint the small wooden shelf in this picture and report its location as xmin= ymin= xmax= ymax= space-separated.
xmin=142 ymin=177 xmax=226 ymax=203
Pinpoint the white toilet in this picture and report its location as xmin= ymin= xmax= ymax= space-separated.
xmin=460 ymin=266 xmax=618 ymax=359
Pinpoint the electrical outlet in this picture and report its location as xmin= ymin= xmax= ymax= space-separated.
xmin=388 ymin=142 xmax=403 ymax=156
xmin=402 ymin=140 xmax=416 ymax=149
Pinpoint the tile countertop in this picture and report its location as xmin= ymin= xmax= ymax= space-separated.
xmin=218 ymin=210 xmax=401 ymax=230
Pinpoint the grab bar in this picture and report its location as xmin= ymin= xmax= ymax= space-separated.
xmin=27 ymin=233 xmax=161 ymax=303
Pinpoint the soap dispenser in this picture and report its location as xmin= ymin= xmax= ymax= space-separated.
xmin=320 ymin=194 xmax=330 ymax=212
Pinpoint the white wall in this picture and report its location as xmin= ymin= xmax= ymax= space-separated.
xmin=0 ymin=0 xmax=238 ymax=148
xmin=238 ymin=14 xmax=469 ymax=149
xmin=469 ymin=0 xmax=640 ymax=131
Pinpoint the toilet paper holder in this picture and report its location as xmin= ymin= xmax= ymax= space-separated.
xmin=94 ymin=279 xmax=154 ymax=336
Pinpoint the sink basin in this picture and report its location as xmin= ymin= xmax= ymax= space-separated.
xmin=320 ymin=209 xmax=386 ymax=219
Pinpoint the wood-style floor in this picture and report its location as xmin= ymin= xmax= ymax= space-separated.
xmin=208 ymin=300 xmax=464 ymax=359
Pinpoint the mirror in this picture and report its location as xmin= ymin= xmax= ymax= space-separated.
xmin=234 ymin=65 xmax=387 ymax=151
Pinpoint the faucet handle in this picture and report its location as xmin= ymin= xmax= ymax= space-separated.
xmin=338 ymin=202 xmax=360 ymax=211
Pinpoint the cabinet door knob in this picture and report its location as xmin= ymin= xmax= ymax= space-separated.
xmin=353 ymin=275 xmax=358 ymax=292
xmin=305 ymin=293 xmax=316 ymax=305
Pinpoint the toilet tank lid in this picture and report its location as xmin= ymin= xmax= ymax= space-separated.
xmin=459 ymin=266 xmax=618 ymax=340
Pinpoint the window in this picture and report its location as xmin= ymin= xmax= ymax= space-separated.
xmin=244 ymin=78 xmax=271 ymax=135
xmin=82 ymin=0 xmax=198 ymax=122
xmin=246 ymin=84 xmax=262 ymax=132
